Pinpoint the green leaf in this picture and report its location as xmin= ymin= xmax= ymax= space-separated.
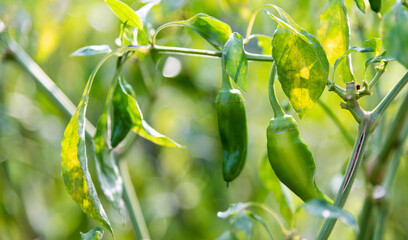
xmin=382 ymin=2 xmax=408 ymax=68
xmin=181 ymin=13 xmax=232 ymax=50
xmin=269 ymin=15 xmax=327 ymax=118
xmin=333 ymin=46 xmax=374 ymax=81
xmin=302 ymin=199 xmax=358 ymax=232
xmin=70 ymin=45 xmax=112 ymax=57
xmin=112 ymin=76 xmax=182 ymax=148
xmin=365 ymin=51 xmax=395 ymax=71
xmin=318 ymin=0 xmax=354 ymax=83
xmin=223 ymin=32 xmax=248 ymax=91
xmin=81 ymin=227 xmax=104 ymax=240
xmin=61 ymin=51 xmax=117 ymax=234
xmin=93 ymin=103 xmax=125 ymax=215
xmin=364 ymin=37 xmax=382 ymax=56
xmin=354 ymin=0 xmax=366 ymax=13
xmin=105 ymin=0 xmax=143 ymax=29
xmin=259 ymin=155 xmax=293 ymax=223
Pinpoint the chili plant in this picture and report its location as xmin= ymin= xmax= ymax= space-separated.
xmin=1 ymin=0 xmax=408 ymax=239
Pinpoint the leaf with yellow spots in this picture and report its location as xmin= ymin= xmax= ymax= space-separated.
xmin=61 ymin=52 xmax=117 ymax=234
xmin=270 ymin=26 xmax=327 ymax=118
xmin=318 ymin=0 xmax=354 ymax=83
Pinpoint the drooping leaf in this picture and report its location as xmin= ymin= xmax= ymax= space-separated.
xmin=302 ymin=199 xmax=358 ymax=232
xmin=333 ymin=46 xmax=374 ymax=80
xmin=93 ymin=103 xmax=124 ymax=215
xmin=81 ymin=227 xmax=104 ymax=240
xmin=61 ymin=87 xmax=112 ymax=234
xmin=266 ymin=6 xmax=330 ymax=80
xmin=111 ymin=76 xmax=182 ymax=148
xmin=61 ymin=52 xmax=116 ymax=234
xmin=259 ymin=155 xmax=293 ymax=223
xmin=364 ymin=38 xmax=382 ymax=56
xmin=105 ymin=0 xmax=143 ymax=29
xmin=318 ymin=0 xmax=354 ymax=83
xmin=180 ymin=13 xmax=232 ymax=50
xmin=70 ymin=45 xmax=112 ymax=57
xmin=382 ymin=2 xmax=408 ymax=68
xmin=354 ymin=0 xmax=366 ymax=13
xmin=223 ymin=32 xmax=248 ymax=91
xmin=269 ymin=19 xmax=327 ymax=118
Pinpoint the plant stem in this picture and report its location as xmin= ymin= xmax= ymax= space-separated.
xmin=368 ymin=62 xmax=388 ymax=89
xmin=371 ymin=70 xmax=408 ymax=121
xmin=151 ymin=45 xmax=273 ymax=62
xmin=119 ymin=160 xmax=151 ymax=240
xmin=368 ymin=87 xmax=408 ymax=183
xmin=317 ymin=122 xmax=370 ymax=239
xmin=268 ymin=63 xmax=284 ymax=117
xmin=317 ymin=100 xmax=354 ymax=146
xmin=1 ymin=33 xmax=95 ymax=138
xmin=357 ymin=192 xmax=374 ymax=240
xmin=372 ymin=119 xmax=408 ymax=240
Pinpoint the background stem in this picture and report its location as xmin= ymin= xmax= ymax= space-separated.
xmin=317 ymin=122 xmax=370 ymax=239
xmin=119 ymin=160 xmax=151 ymax=240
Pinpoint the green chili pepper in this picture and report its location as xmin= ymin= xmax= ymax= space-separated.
xmin=266 ymin=63 xmax=329 ymax=202
xmin=216 ymin=61 xmax=248 ymax=184
xmin=369 ymin=0 xmax=382 ymax=12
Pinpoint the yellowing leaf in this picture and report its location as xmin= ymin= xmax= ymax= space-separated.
xmin=61 ymin=102 xmax=112 ymax=233
xmin=318 ymin=0 xmax=354 ymax=83
xmin=61 ymin=51 xmax=118 ymax=234
xmin=272 ymin=27 xmax=327 ymax=118
xmin=105 ymin=0 xmax=143 ymax=29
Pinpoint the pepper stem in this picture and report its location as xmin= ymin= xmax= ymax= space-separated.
xmin=221 ymin=57 xmax=233 ymax=90
xmin=268 ymin=63 xmax=285 ymax=117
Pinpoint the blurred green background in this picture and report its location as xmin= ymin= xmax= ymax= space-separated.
xmin=0 ymin=0 xmax=407 ymax=239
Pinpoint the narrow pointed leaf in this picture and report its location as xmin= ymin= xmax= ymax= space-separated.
xmin=70 ymin=45 xmax=112 ymax=57
xmin=81 ymin=227 xmax=104 ymax=240
xmin=318 ymin=0 xmax=354 ymax=83
xmin=93 ymin=104 xmax=124 ymax=215
xmin=105 ymin=0 xmax=143 ymax=29
xmin=382 ymin=2 xmax=408 ymax=68
xmin=61 ymin=94 xmax=112 ymax=234
xmin=112 ymin=76 xmax=182 ymax=148
xmin=223 ymin=32 xmax=248 ymax=91
xmin=333 ymin=46 xmax=374 ymax=80
xmin=365 ymin=51 xmax=395 ymax=71
xmin=354 ymin=0 xmax=366 ymax=13
xmin=181 ymin=13 xmax=232 ymax=50
xmin=302 ymin=199 xmax=358 ymax=232
xmin=61 ymin=51 xmax=117 ymax=234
